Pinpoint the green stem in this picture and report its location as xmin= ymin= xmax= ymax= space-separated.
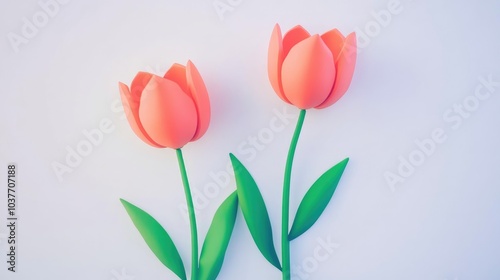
xmin=176 ymin=149 xmax=198 ymax=280
xmin=282 ymin=109 xmax=306 ymax=280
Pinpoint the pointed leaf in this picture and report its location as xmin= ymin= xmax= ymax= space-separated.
xmin=120 ymin=199 xmax=186 ymax=280
xmin=289 ymin=158 xmax=349 ymax=241
xmin=198 ymin=191 xmax=238 ymax=280
xmin=229 ymin=153 xmax=282 ymax=270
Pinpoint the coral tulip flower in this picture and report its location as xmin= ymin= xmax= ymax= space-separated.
xmin=118 ymin=61 xmax=237 ymax=280
xmin=119 ymin=61 xmax=210 ymax=149
xmin=268 ymin=24 xmax=357 ymax=109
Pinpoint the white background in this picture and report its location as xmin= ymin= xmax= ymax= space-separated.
xmin=1 ymin=0 xmax=500 ymax=279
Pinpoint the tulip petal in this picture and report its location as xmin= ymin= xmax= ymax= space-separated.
xmin=316 ymin=32 xmax=357 ymax=109
xmin=281 ymin=35 xmax=335 ymax=109
xmin=282 ymin=25 xmax=311 ymax=58
xmin=119 ymin=82 xmax=164 ymax=148
xmin=186 ymin=61 xmax=211 ymax=141
xmin=164 ymin=63 xmax=189 ymax=94
xmin=321 ymin=28 xmax=345 ymax=63
xmin=139 ymin=76 xmax=197 ymax=149
xmin=130 ymin=72 xmax=154 ymax=103
xmin=267 ymin=24 xmax=290 ymax=103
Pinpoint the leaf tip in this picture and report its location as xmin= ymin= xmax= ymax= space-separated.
xmin=229 ymin=153 xmax=237 ymax=162
xmin=338 ymin=157 xmax=349 ymax=170
xmin=119 ymin=198 xmax=130 ymax=207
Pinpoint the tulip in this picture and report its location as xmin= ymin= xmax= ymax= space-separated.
xmin=261 ymin=24 xmax=357 ymax=280
xmin=118 ymin=61 xmax=217 ymax=280
xmin=118 ymin=60 xmax=210 ymax=149
xmin=268 ymin=24 xmax=357 ymax=109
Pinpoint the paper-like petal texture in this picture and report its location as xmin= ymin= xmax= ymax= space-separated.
xmin=316 ymin=32 xmax=357 ymax=109
xmin=282 ymin=25 xmax=310 ymax=58
xmin=164 ymin=63 xmax=189 ymax=94
xmin=119 ymin=82 xmax=163 ymax=148
xmin=130 ymin=72 xmax=153 ymax=103
xmin=186 ymin=61 xmax=211 ymax=141
xmin=139 ymin=76 xmax=197 ymax=149
xmin=267 ymin=24 xmax=289 ymax=103
xmin=321 ymin=29 xmax=345 ymax=63
xmin=281 ymin=35 xmax=335 ymax=109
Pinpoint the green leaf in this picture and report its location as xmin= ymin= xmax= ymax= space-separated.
xmin=288 ymin=158 xmax=349 ymax=241
xmin=120 ymin=199 xmax=186 ymax=280
xmin=198 ymin=191 xmax=238 ymax=280
xmin=229 ymin=153 xmax=281 ymax=270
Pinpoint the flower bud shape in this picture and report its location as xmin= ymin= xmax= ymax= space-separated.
xmin=268 ymin=24 xmax=357 ymax=109
xmin=119 ymin=61 xmax=211 ymax=149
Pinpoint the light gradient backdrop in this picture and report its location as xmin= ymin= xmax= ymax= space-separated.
xmin=1 ymin=0 xmax=500 ymax=279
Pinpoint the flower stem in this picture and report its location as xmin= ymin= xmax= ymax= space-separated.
xmin=176 ymin=148 xmax=198 ymax=280
xmin=282 ymin=109 xmax=306 ymax=280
